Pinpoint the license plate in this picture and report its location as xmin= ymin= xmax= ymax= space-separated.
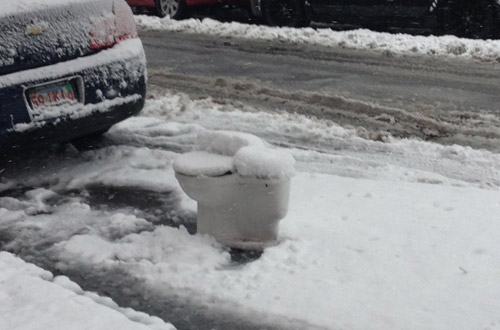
xmin=27 ymin=80 xmax=80 ymax=111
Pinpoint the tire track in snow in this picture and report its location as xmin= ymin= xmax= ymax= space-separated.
xmin=148 ymin=72 xmax=500 ymax=152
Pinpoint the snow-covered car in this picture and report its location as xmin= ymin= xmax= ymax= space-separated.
xmin=0 ymin=0 xmax=147 ymax=151
xmin=259 ymin=0 xmax=500 ymax=39
xmin=126 ymin=0 xmax=248 ymax=19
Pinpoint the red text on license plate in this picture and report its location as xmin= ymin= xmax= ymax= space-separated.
xmin=29 ymin=83 xmax=78 ymax=110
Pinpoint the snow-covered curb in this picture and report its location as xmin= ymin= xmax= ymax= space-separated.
xmin=135 ymin=15 xmax=500 ymax=61
xmin=0 ymin=252 xmax=176 ymax=330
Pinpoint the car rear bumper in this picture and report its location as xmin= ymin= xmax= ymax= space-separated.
xmin=0 ymin=38 xmax=147 ymax=151
xmin=0 ymin=96 xmax=145 ymax=152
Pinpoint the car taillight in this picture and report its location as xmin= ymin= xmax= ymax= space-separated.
xmin=113 ymin=0 xmax=138 ymax=42
xmin=89 ymin=15 xmax=116 ymax=50
xmin=89 ymin=0 xmax=137 ymax=51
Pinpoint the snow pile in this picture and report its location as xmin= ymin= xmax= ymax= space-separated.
xmin=57 ymin=226 xmax=228 ymax=278
xmin=233 ymin=146 xmax=296 ymax=180
xmin=0 ymin=252 xmax=176 ymax=330
xmin=65 ymin=147 xmax=179 ymax=192
xmin=135 ymin=15 xmax=500 ymax=61
xmin=173 ymin=130 xmax=296 ymax=180
xmin=197 ymin=130 xmax=265 ymax=155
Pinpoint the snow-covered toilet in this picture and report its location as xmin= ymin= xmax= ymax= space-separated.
xmin=173 ymin=130 xmax=295 ymax=250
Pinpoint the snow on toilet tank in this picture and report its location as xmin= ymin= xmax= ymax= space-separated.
xmin=173 ymin=130 xmax=296 ymax=180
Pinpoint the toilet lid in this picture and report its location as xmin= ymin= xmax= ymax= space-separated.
xmin=173 ymin=151 xmax=234 ymax=177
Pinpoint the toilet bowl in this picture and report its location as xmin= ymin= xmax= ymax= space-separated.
xmin=173 ymin=130 xmax=295 ymax=250
xmin=175 ymin=172 xmax=291 ymax=250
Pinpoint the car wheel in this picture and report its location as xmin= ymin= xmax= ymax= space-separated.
xmin=154 ymin=0 xmax=188 ymax=19
xmin=262 ymin=0 xmax=309 ymax=27
xmin=443 ymin=0 xmax=498 ymax=39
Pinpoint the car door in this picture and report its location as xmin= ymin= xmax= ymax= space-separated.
xmin=308 ymin=0 xmax=362 ymax=25
xmin=352 ymin=0 xmax=396 ymax=27
xmin=308 ymin=0 xmax=431 ymax=28
xmin=309 ymin=0 xmax=398 ymax=28
xmin=390 ymin=0 xmax=434 ymax=28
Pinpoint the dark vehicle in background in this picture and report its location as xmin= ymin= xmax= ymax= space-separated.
xmin=258 ymin=0 xmax=500 ymax=39
xmin=126 ymin=0 xmax=248 ymax=19
xmin=0 ymin=0 xmax=147 ymax=152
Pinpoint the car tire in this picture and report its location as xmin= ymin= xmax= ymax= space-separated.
xmin=442 ymin=0 xmax=498 ymax=39
xmin=154 ymin=0 xmax=188 ymax=19
xmin=262 ymin=0 xmax=309 ymax=27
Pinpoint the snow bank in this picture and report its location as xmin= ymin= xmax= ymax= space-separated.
xmin=136 ymin=16 xmax=500 ymax=61
xmin=0 ymin=252 xmax=176 ymax=330
xmin=173 ymin=130 xmax=296 ymax=180
xmin=139 ymin=91 xmax=500 ymax=189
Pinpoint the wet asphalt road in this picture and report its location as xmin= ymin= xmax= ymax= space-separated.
xmin=141 ymin=29 xmax=500 ymax=151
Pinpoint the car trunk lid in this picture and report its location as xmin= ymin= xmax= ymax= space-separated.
xmin=0 ymin=0 xmax=116 ymax=77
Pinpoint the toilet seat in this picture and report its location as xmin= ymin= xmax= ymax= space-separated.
xmin=173 ymin=151 xmax=233 ymax=177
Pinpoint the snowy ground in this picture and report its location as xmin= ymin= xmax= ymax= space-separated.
xmin=0 ymin=252 xmax=175 ymax=330
xmin=1 ymin=89 xmax=500 ymax=330
xmin=136 ymin=15 xmax=500 ymax=61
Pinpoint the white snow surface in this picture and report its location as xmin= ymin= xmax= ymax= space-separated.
xmin=197 ymin=130 xmax=265 ymax=155
xmin=135 ymin=15 xmax=500 ymax=61
xmin=233 ymin=146 xmax=296 ymax=180
xmin=0 ymin=252 xmax=176 ymax=330
xmin=1 ymin=90 xmax=500 ymax=330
